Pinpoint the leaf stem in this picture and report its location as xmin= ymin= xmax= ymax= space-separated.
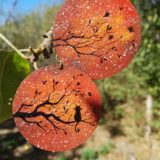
xmin=19 ymin=49 xmax=30 ymax=52
xmin=33 ymin=62 xmax=38 ymax=70
xmin=0 ymin=32 xmax=29 ymax=60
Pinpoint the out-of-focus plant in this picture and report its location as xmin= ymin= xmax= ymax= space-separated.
xmin=80 ymin=148 xmax=98 ymax=160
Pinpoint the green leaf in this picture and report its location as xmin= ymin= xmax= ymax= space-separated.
xmin=0 ymin=51 xmax=30 ymax=123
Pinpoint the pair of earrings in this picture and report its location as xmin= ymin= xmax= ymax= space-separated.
xmin=13 ymin=0 xmax=141 ymax=152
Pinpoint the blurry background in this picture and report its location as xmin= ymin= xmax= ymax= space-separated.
xmin=0 ymin=0 xmax=160 ymax=160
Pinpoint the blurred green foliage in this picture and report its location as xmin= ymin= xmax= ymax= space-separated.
xmin=80 ymin=148 xmax=98 ymax=160
xmin=0 ymin=5 xmax=60 ymax=49
xmin=80 ymin=140 xmax=115 ymax=159
xmin=98 ymin=140 xmax=115 ymax=155
xmin=57 ymin=156 xmax=68 ymax=160
xmin=0 ymin=52 xmax=30 ymax=123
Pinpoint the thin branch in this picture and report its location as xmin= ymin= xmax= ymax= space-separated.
xmin=19 ymin=49 xmax=30 ymax=52
xmin=33 ymin=62 xmax=38 ymax=70
xmin=5 ymin=0 xmax=18 ymax=24
xmin=0 ymin=32 xmax=29 ymax=60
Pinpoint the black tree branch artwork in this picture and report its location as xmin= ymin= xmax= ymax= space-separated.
xmin=53 ymin=8 xmax=135 ymax=63
xmin=13 ymin=74 xmax=98 ymax=135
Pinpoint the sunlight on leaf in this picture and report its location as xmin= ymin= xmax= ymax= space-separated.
xmin=0 ymin=51 xmax=30 ymax=123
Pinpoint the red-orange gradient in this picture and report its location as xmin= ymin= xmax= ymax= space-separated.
xmin=12 ymin=65 xmax=102 ymax=152
xmin=53 ymin=0 xmax=141 ymax=79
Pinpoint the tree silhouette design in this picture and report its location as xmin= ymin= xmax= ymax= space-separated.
xmin=52 ymin=1 xmax=141 ymax=80
xmin=13 ymin=74 xmax=98 ymax=135
xmin=53 ymin=8 xmax=136 ymax=64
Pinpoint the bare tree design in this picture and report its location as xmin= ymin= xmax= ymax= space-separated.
xmin=13 ymin=74 xmax=98 ymax=135
xmin=53 ymin=8 xmax=136 ymax=63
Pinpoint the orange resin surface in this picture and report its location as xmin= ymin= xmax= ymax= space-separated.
xmin=53 ymin=0 xmax=141 ymax=79
xmin=13 ymin=65 xmax=101 ymax=151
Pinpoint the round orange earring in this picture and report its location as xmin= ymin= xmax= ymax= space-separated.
xmin=53 ymin=0 xmax=141 ymax=79
xmin=12 ymin=65 xmax=102 ymax=152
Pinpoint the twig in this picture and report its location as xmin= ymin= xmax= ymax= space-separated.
xmin=0 ymin=28 xmax=54 ymax=71
xmin=0 ymin=32 xmax=39 ymax=70
xmin=5 ymin=0 xmax=18 ymax=24
xmin=0 ymin=32 xmax=29 ymax=60
xmin=19 ymin=49 xmax=30 ymax=52
xmin=33 ymin=62 xmax=38 ymax=70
